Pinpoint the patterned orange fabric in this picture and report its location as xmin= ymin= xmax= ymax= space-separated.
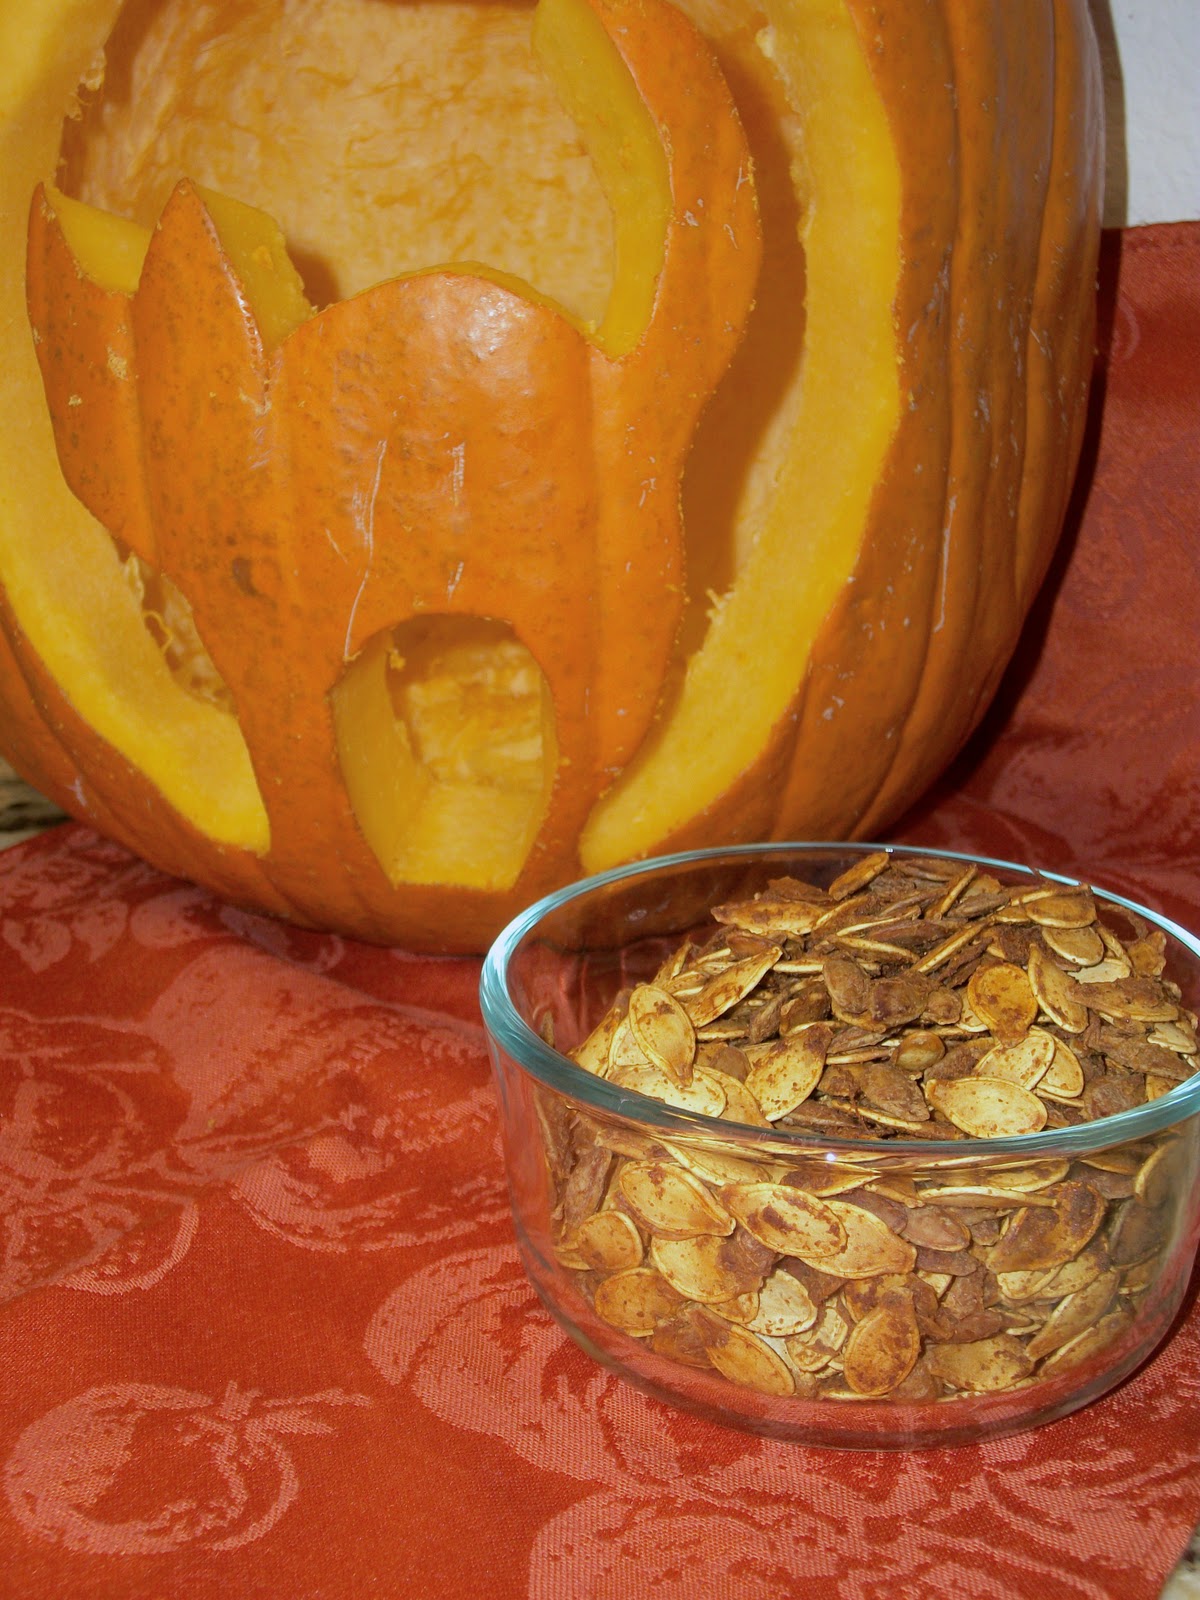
xmin=0 ymin=222 xmax=1197 ymax=1599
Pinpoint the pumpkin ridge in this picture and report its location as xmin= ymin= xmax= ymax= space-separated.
xmin=26 ymin=186 xmax=156 ymax=566
xmin=15 ymin=186 xmax=274 ymax=862
xmin=581 ymin=0 xmax=909 ymax=865
xmin=714 ymin=0 xmax=961 ymax=848
xmin=853 ymin=0 xmax=1056 ymax=828
xmin=858 ymin=0 xmax=1100 ymax=834
xmin=1011 ymin=0 xmax=1103 ymax=603
xmin=571 ymin=0 xmax=761 ymax=781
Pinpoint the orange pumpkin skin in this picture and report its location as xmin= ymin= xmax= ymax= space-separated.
xmin=0 ymin=0 xmax=1102 ymax=951
xmin=655 ymin=0 xmax=1105 ymax=857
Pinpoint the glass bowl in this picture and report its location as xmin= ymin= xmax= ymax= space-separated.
xmin=479 ymin=843 xmax=1200 ymax=1448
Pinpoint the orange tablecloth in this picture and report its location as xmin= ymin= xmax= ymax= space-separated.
xmin=0 ymin=222 xmax=1196 ymax=1599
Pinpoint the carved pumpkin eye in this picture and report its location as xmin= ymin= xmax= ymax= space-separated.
xmin=0 ymin=0 xmax=1102 ymax=950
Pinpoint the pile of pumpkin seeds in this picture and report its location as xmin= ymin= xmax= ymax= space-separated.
xmin=536 ymin=852 xmax=1199 ymax=1402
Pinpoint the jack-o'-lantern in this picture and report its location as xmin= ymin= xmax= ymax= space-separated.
xmin=0 ymin=0 xmax=1102 ymax=950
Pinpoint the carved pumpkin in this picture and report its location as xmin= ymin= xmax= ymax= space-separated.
xmin=0 ymin=0 xmax=1102 ymax=951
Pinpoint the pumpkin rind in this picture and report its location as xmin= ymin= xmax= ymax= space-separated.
xmin=584 ymin=0 xmax=1103 ymax=861
xmin=0 ymin=0 xmax=1102 ymax=951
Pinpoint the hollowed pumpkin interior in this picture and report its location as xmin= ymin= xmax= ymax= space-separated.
xmin=331 ymin=614 xmax=557 ymax=890
xmin=8 ymin=0 xmax=900 ymax=889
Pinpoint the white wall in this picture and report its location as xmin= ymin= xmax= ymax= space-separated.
xmin=1091 ymin=0 xmax=1200 ymax=225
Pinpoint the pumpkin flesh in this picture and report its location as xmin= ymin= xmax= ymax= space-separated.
xmin=0 ymin=0 xmax=1102 ymax=949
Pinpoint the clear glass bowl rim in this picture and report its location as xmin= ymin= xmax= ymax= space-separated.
xmin=480 ymin=840 xmax=1200 ymax=1159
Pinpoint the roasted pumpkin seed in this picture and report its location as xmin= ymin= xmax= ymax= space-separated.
xmin=628 ymin=983 xmax=697 ymax=1085
xmin=618 ymin=1161 xmax=734 ymax=1239
xmin=842 ymin=1289 xmax=921 ymax=1396
xmin=567 ymin=1209 xmax=645 ymax=1271
xmin=721 ymin=1182 xmax=847 ymax=1258
xmin=928 ymin=1076 xmax=1048 ymax=1138
xmin=700 ymin=1317 xmax=797 ymax=1396
xmin=594 ymin=1268 xmax=685 ymax=1335
xmin=744 ymin=1027 xmax=828 ymax=1120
